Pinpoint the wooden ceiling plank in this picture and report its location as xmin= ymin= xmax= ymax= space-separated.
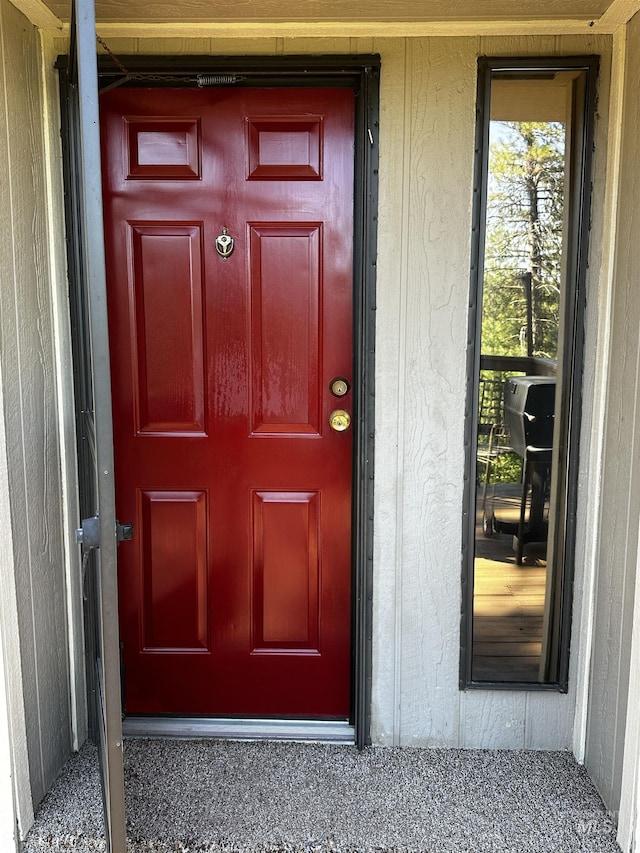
xmin=92 ymin=19 xmax=603 ymax=39
xmin=11 ymin=0 xmax=637 ymax=38
xmin=81 ymin=0 xmax=611 ymax=25
xmin=596 ymin=0 xmax=640 ymax=27
xmin=6 ymin=0 xmax=63 ymax=29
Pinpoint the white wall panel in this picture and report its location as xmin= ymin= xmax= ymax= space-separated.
xmin=460 ymin=692 xmax=527 ymax=749
xmin=370 ymin=37 xmax=407 ymax=746
xmin=395 ymin=36 xmax=476 ymax=747
xmin=585 ymin=12 xmax=640 ymax=819
xmin=0 ymin=369 xmax=33 ymax=842
xmin=367 ymin=33 xmax=611 ymax=749
xmin=40 ymin=30 xmax=88 ymax=753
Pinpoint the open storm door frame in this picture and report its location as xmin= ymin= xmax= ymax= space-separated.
xmin=62 ymin=0 xmax=127 ymax=849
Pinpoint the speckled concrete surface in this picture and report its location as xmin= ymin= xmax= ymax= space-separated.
xmin=23 ymin=740 xmax=621 ymax=852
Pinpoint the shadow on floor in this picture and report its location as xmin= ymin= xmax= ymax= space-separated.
xmin=23 ymin=739 xmax=620 ymax=852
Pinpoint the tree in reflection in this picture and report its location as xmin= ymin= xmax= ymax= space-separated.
xmin=482 ymin=121 xmax=565 ymax=361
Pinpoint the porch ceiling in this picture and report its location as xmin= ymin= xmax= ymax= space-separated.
xmin=11 ymin=0 xmax=640 ymax=33
xmin=40 ymin=0 xmax=618 ymax=23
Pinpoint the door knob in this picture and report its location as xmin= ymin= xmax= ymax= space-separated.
xmin=329 ymin=409 xmax=351 ymax=432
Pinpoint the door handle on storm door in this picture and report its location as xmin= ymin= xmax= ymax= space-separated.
xmin=116 ymin=520 xmax=134 ymax=543
xmin=329 ymin=410 xmax=351 ymax=432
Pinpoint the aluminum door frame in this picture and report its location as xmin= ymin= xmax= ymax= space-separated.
xmin=63 ymin=0 xmax=127 ymax=849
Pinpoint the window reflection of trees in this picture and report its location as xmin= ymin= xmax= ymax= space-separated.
xmin=483 ymin=121 xmax=565 ymax=361
xmin=464 ymin=63 xmax=598 ymax=689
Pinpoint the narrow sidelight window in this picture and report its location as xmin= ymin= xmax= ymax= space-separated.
xmin=461 ymin=57 xmax=598 ymax=690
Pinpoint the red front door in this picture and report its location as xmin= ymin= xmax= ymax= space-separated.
xmin=100 ymin=86 xmax=354 ymax=717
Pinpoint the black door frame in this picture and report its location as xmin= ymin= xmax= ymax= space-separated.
xmin=57 ymin=52 xmax=380 ymax=749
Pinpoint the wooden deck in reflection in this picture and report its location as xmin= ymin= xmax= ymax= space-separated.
xmin=472 ymin=502 xmax=547 ymax=682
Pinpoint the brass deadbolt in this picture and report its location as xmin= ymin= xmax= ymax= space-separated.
xmin=330 ymin=377 xmax=350 ymax=397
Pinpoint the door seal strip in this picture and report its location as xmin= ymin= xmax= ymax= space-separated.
xmin=122 ymin=716 xmax=355 ymax=743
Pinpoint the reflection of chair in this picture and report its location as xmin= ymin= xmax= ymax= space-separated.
xmin=479 ymin=375 xmax=555 ymax=562
xmin=515 ymin=447 xmax=552 ymax=564
xmin=503 ymin=376 xmax=556 ymax=565
xmin=477 ymin=378 xmax=513 ymax=536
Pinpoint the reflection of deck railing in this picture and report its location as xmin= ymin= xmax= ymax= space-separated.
xmin=478 ymin=356 xmax=557 ymax=436
xmin=480 ymin=354 xmax=557 ymax=376
xmin=477 ymin=354 xmax=557 ymax=564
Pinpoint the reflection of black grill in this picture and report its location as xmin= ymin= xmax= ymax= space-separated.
xmin=504 ymin=376 xmax=556 ymax=458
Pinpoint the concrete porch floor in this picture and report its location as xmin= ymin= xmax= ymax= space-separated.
xmin=22 ymin=739 xmax=620 ymax=852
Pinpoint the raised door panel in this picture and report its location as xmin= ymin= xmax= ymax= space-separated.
xmin=130 ymin=223 xmax=206 ymax=435
xmin=249 ymin=224 xmax=321 ymax=435
xmin=125 ymin=117 xmax=201 ymax=179
xmin=252 ymin=490 xmax=320 ymax=652
xmin=140 ymin=490 xmax=209 ymax=652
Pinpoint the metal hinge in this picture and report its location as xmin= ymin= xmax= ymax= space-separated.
xmin=75 ymin=516 xmax=133 ymax=552
xmin=75 ymin=516 xmax=100 ymax=551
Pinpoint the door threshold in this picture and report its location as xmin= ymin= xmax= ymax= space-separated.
xmin=122 ymin=716 xmax=355 ymax=743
